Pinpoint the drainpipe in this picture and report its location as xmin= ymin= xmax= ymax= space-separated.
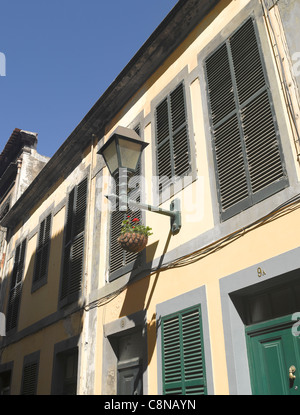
xmin=12 ymin=157 xmax=22 ymax=206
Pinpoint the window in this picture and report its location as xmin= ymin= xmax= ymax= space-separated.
xmin=155 ymin=82 xmax=191 ymax=192
xmin=60 ymin=177 xmax=87 ymax=304
xmin=6 ymin=239 xmax=26 ymax=332
xmin=61 ymin=349 xmax=78 ymax=395
xmin=231 ymin=277 xmax=300 ymax=325
xmin=109 ymin=126 xmax=142 ymax=280
xmin=0 ymin=196 xmax=10 ymax=221
xmin=0 ymin=369 xmax=12 ymax=395
xmin=51 ymin=337 xmax=79 ymax=395
xmin=21 ymin=352 xmax=39 ymax=395
xmin=205 ymin=18 xmax=288 ymax=220
xmin=32 ymin=213 xmax=51 ymax=290
xmin=161 ymin=305 xmax=207 ymax=395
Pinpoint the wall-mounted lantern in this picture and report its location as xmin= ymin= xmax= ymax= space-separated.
xmin=98 ymin=126 xmax=181 ymax=235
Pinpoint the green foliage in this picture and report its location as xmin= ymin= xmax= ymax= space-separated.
xmin=120 ymin=217 xmax=153 ymax=236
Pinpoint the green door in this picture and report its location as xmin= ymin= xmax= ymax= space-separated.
xmin=246 ymin=315 xmax=300 ymax=395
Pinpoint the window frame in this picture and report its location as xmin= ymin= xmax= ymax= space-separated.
xmin=51 ymin=336 xmax=79 ymax=395
xmin=0 ymin=361 xmax=13 ymax=395
xmin=20 ymin=351 xmax=40 ymax=395
xmin=154 ymin=81 xmax=191 ymax=193
xmin=161 ymin=304 xmax=207 ymax=395
xmin=156 ymin=287 xmax=213 ymax=395
xmin=6 ymin=238 xmax=27 ymax=334
xmin=59 ymin=175 xmax=88 ymax=307
xmin=204 ymin=17 xmax=289 ymax=221
xmin=108 ymin=124 xmax=146 ymax=282
xmin=32 ymin=211 xmax=52 ymax=292
xmin=151 ymin=69 xmax=197 ymax=206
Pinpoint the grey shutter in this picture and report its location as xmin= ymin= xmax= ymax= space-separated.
xmin=156 ymin=98 xmax=172 ymax=191
xmin=69 ymin=177 xmax=87 ymax=297
xmin=170 ymin=83 xmax=190 ymax=178
xmin=109 ymin=182 xmax=126 ymax=274
xmin=109 ymin=163 xmax=142 ymax=275
xmin=61 ymin=188 xmax=75 ymax=301
xmin=206 ymin=18 xmax=288 ymax=220
xmin=21 ymin=362 xmax=38 ymax=395
xmin=155 ymin=83 xmax=190 ymax=192
xmin=33 ymin=214 xmax=51 ymax=283
xmin=109 ymin=126 xmax=142 ymax=279
xmin=61 ymin=177 xmax=87 ymax=302
xmin=6 ymin=239 xmax=26 ymax=331
xmin=161 ymin=305 xmax=207 ymax=395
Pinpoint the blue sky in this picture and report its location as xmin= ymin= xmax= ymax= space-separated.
xmin=0 ymin=0 xmax=178 ymax=158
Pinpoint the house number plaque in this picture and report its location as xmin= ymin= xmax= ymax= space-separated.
xmin=257 ymin=267 xmax=266 ymax=278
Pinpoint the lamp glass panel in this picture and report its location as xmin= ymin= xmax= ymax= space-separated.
xmin=118 ymin=138 xmax=142 ymax=171
xmin=102 ymin=140 xmax=119 ymax=176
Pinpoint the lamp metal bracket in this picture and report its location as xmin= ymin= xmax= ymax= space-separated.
xmin=105 ymin=194 xmax=181 ymax=235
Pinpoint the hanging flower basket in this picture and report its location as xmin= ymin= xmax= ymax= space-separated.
xmin=117 ymin=217 xmax=152 ymax=253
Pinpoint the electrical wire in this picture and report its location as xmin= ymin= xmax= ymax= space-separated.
xmin=84 ymin=191 xmax=300 ymax=311
xmin=84 ymin=2 xmax=300 ymax=311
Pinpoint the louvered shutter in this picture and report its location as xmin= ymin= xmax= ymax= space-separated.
xmin=6 ymin=239 xmax=26 ymax=331
xmin=155 ymin=83 xmax=191 ymax=192
xmin=21 ymin=361 xmax=38 ymax=395
xmin=206 ymin=18 xmax=288 ymax=220
xmin=109 ymin=126 xmax=142 ymax=278
xmin=69 ymin=178 xmax=87 ymax=296
xmin=161 ymin=305 xmax=207 ymax=395
xmin=109 ymin=165 xmax=142 ymax=274
xmin=33 ymin=214 xmax=51 ymax=283
xmin=61 ymin=188 xmax=75 ymax=301
xmin=61 ymin=177 xmax=87 ymax=302
xmin=109 ymin=175 xmax=126 ymax=274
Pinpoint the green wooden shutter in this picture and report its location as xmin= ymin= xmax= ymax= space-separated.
xmin=6 ymin=239 xmax=26 ymax=331
xmin=155 ymin=82 xmax=191 ymax=192
xmin=61 ymin=177 xmax=87 ymax=302
xmin=205 ymin=18 xmax=288 ymax=220
xmin=33 ymin=214 xmax=51 ymax=283
xmin=161 ymin=305 xmax=207 ymax=395
xmin=21 ymin=361 xmax=38 ymax=395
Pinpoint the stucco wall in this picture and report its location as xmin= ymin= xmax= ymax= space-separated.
xmin=278 ymin=0 xmax=300 ymax=93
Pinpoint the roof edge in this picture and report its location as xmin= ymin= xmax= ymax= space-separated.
xmin=1 ymin=0 xmax=221 ymax=229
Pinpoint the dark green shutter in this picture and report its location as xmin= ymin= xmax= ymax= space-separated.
xmin=161 ymin=305 xmax=207 ymax=395
xmin=61 ymin=177 xmax=87 ymax=302
xmin=109 ymin=126 xmax=142 ymax=277
xmin=33 ymin=214 xmax=51 ymax=283
xmin=21 ymin=362 xmax=38 ymax=395
xmin=6 ymin=239 xmax=26 ymax=331
xmin=155 ymin=82 xmax=190 ymax=192
xmin=205 ymin=18 xmax=288 ymax=220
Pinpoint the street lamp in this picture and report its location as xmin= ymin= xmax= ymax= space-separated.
xmin=98 ymin=126 xmax=148 ymax=177
xmin=98 ymin=126 xmax=181 ymax=235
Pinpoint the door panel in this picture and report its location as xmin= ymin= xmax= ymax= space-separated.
xmin=246 ymin=315 xmax=300 ymax=395
xmin=259 ymin=337 xmax=289 ymax=394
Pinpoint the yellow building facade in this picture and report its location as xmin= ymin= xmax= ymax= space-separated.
xmin=1 ymin=0 xmax=300 ymax=395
